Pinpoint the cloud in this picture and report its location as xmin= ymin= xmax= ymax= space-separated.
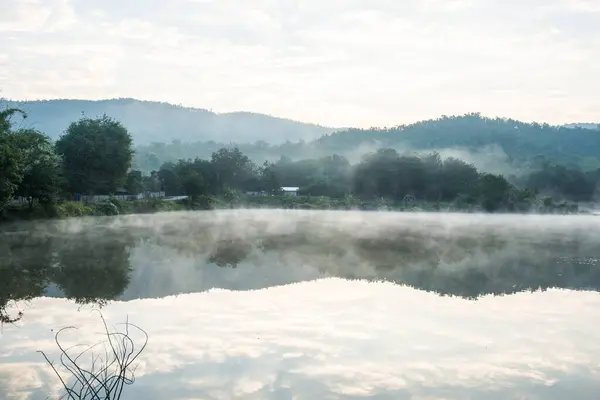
xmin=1 ymin=279 xmax=600 ymax=399
xmin=0 ymin=0 xmax=599 ymax=128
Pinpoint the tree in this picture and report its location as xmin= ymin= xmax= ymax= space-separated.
xmin=440 ymin=157 xmax=479 ymax=201
xmin=0 ymin=140 xmax=23 ymax=211
xmin=260 ymin=161 xmax=280 ymax=193
xmin=125 ymin=170 xmax=144 ymax=195
xmin=181 ymin=170 xmax=205 ymax=201
xmin=0 ymin=108 xmax=27 ymax=211
xmin=0 ymin=233 xmax=53 ymax=323
xmin=211 ymin=147 xmax=256 ymax=191
xmin=0 ymin=108 xmax=26 ymax=135
xmin=479 ymin=173 xmax=512 ymax=212
xmin=56 ymin=115 xmax=133 ymax=195
xmin=158 ymin=163 xmax=181 ymax=196
xmin=53 ymin=236 xmax=132 ymax=304
xmin=12 ymin=129 xmax=62 ymax=209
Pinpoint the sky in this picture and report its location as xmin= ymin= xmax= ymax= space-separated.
xmin=0 ymin=0 xmax=599 ymax=128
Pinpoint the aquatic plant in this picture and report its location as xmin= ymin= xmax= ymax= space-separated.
xmin=38 ymin=314 xmax=148 ymax=400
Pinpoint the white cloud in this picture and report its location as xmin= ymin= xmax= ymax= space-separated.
xmin=1 ymin=279 xmax=600 ymax=399
xmin=0 ymin=0 xmax=599 ymax=127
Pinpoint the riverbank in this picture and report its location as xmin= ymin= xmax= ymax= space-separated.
xmin=0 ymin=194 xmax=584 ymax=224
xmin=1 ymin=198 xmax=187 ymax=223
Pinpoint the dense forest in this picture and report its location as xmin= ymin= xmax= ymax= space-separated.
xmin=1 ymin=103 xmax=599 ymax=220
xmin=133 ymin=113 xmax=600 ymax=174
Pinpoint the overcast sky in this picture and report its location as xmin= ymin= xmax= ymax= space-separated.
xmin=0 ymin=0 xmax=599 ymax=127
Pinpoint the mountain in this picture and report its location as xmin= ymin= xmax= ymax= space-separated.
xmin=564 ymin=123 xmax=600 ymax=130
xmin=3 ymin=98 xmax=338 ymax=145
xmin=134 ymin=113 xmax=600 ymax=173
xmin=312 ymin=113 xmax=600 ymax=165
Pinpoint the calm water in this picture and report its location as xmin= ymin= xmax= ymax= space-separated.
xmin=1 ymin=210 xmax=600 ymax=399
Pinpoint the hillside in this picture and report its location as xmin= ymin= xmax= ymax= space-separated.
xmin=134 ymin=113 xmax=600 ymax=173
xmin=313 ymin=113 xmax=600 ymax=170
xmin=564 ymin=123 xmax=600 ymax=130
xmin=3 ymin=98 xmax=337 ymax=144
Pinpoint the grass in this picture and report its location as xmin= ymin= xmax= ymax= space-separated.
xmin=1 ymin=198 xmax=187 ymax=222
xmin=1 ymin=193 xmax=582 ymax=223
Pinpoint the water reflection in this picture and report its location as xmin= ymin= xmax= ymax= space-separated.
xmin=2 ymin=279 xmax=600 ymax=399
xmin=1 ymin=210 xmax=600 ymax=316
xmin=2 ymin=211 xmax=600 ymax=399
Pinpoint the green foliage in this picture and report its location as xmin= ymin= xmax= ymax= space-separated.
xmin=479 ymin=173 xmax=512 ymax=212
xmin=51 ymin=201 xmax=96 ymax=218
xmin=95 ymin=201 xmax=120 ymax=216
xmin=0 ymin=235 xmax=52 ymax=323
xmin=125 ymin=170 xmax=144 ymax=194
xmin=0 ymin=107 xmax=27 ymax=211
xmin=0 ymin=139 xmax=23 ymax=211
xmin=56 ymin=115 xmax=133 ymax=194
xmin=0 ymin=108 xmax=26 ymax=135
xmin=53 ymin=237 xmax=132 ymax=304
xmin=133 ymin=113 xmax=600 ymax=176
xmin=12 ymin=129 xmax=63 ymax=208
xmin=521 ymin=162 xmax=597 ymax=202
xmin=211 ymin=147 xmax=258 ymax=191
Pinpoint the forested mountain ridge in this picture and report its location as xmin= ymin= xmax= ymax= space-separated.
xmin=134 ymin=113 xmax=600 ymax=173
xmin=564 ymin=123 xmax=600 ymax=130
xmin=314 ymin=113 xmax=600 ymax=168
xmin=3 ymin=98 xmax=338 ymax=145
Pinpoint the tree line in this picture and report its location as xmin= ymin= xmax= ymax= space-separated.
xmin=156 ymin=147 xmax=584 ymax=212
xmin=1 ymin=106 xmax=595 ymax=216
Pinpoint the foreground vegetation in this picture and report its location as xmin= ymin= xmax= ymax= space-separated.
xmin=1 ymin=198 xmax=187 ymax=222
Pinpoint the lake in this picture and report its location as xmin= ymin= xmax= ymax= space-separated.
xmin=1 ymin=210 xmax=600 ymax=399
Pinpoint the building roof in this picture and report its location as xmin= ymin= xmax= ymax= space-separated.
xmin=280 ymin=187 xmax=300 ymax=191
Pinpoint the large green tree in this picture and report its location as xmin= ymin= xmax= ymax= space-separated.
xmin=211 ymin=147 xmax=257 ymax=191
xmin=125 ymin=170 xmax=144 ymax=195
xmin=12 ymin=129 xmax=62 ymax=208
xmin=56 ymin=115 xmax=133 ymax=195
xmin=0 ymin=108 xmax=26 ymax=211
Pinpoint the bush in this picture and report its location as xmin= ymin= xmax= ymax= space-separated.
xmin=52 ymin=202 xmax=95 ymax=218
xmin=95 ymin=201 xmax=119 ymax=216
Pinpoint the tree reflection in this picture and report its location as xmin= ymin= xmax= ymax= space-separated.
xmin=0 ymin=233 xmax=53 ymax=323
xmin=52 ymin=235 xmax=133 ymax=304
xmin=208 ymin=238 xmax=253 ymax=268
xmin=198 ymin=227 xmax=600 ymax=299
xmin=2 ymin=216 xmax=600 ymax=313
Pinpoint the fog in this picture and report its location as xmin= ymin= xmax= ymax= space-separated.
xmin=4 ymin=210 xmax=600 ymax=299
xmin=2 ymin=210 xmax=600 ymax=399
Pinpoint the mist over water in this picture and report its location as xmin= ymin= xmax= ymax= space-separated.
xmin=4 ymin=210 xmax=600 ymax=301
xmin=2 ymin=210 xmax=600 ymax=399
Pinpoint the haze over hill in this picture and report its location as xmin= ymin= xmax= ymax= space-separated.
xmin=132 ymin=113 xmax=600 ymax=174
xmin=4 ymin=98 xmax=600 ymax=174
xmin=3 ymin=98 xmax=338 ymax=145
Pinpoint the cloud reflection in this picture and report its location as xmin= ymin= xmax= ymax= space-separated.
xmin=1 ymin=278 xmax=600 ymax=399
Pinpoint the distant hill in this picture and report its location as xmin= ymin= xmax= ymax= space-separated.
xmin=313 ymin=113 xmax=600 ymax=170
xmin=3 ymin=98 xmax=338 ymax=144
xmin=134 ymin=113 xmax=600 ymax=173
xmin=564 ymin=123 xmax=599 ymax=130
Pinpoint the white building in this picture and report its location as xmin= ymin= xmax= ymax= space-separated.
xmin=280 ymin=187 xmax=300 ymax=197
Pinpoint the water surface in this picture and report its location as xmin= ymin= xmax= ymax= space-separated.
xmin=1 ymin=210 xmax=600 ymax=399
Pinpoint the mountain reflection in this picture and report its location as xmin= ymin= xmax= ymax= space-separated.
xmin=1 ymin=211 xmax=600 ymax=321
